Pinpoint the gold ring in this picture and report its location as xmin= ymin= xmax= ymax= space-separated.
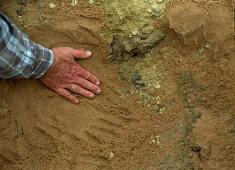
xmin=71 ymin=84 xmax=75 ymax=90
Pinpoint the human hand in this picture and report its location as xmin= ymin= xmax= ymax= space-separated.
xmin=40 ymin=47 xmax=101 ymax=104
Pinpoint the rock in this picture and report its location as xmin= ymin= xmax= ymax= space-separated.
xmin=108 ymin=152 xmax=114 ymax=160
xmin=131 ymin=28 xmax=139 ymax=36
xmin=71 ymin=0 xmax=78 ymax=6
xmin=156 ymin=0 xmax=165 ymax=3
xmin=196 ymin=112 xmax=202 ymax=119
xmin=88 ymin=0 xmax=94 ymax=4
xmin=205 ymin=42 xmax=211 ymax=49
xmin=152 ymin=5 xmax=161 ymax=14
xmin=16 ymin=7 xmax=25 ymax=16
xmin=110 ymin=31 xmax=165 ymax=62
xmin=98 ymin=0 xmax=167 ymax=62
xmin=154 ymin=104 xmax=164 ymax=112
xmin=132 ymin=73 xmax=141 ymax=83
xmin=166 ymin=2 xmax=208 ymax=47
xmin=191 ymin=144 xmax=201 ymax=152
xmin=132 ymin=73 xmax=145 ymax=85
xmin=198 ymin=48 xmax=205 ymax=55
xmin=154 ymin=84 xmax=161 ymax=89
xmin=49 ymin=3 xmax=56 ymax=8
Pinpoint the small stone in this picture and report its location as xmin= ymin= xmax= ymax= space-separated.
xmin=132 ymin=73 xmax=145 ymax=85
xmin=16 ymin=7 xmax=25 ymax=16
xmin=191 ymin=144 xmax=201 ymax=152
xmin=205 ymin=42 xmax=211 ymax=49
xmin=154 ymin=84 xmax=161 ymax=89
xmin=156 ymin=0 xmax=165 ymax=3
xmin=108 ymin=152 xmax=114 ymax=160
xmin=155 ymin=104 xmax=164 ymax=112
xmin=71 ymin=0 xmax=78 ymax=6
xmin=131 ymin=28 xmax=139 ymax=36
xmin=88 ymin=0 xmax=94 ymax=4
xmin=196 ymin=112 xmax=202 ymax=119
xmin=198 ymin=48 xmax=205 ymax=55
xmin=49 ymin=3 xmax=56 ymax=8
xmin=132 ymin=73 xmax=141 ymax=82
xmin=152 ymin=5 xmax=161 ymax=14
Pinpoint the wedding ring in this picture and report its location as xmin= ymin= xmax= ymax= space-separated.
xmin=71 ymin=84 xmax=75 ymax=90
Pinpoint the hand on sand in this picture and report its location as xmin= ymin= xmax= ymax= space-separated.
xmin=40 ymin=47 xmax=101 ymax=104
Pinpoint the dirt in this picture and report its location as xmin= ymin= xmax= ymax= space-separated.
xmin=0 ymin=0 xmax=234 ymax=169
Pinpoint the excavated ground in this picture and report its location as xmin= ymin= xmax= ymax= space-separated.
xmin=0 ymin=0 xmax=234 ymax=169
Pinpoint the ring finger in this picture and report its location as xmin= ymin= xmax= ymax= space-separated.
xmin=68 ymin=84 xmax=95 ymax=99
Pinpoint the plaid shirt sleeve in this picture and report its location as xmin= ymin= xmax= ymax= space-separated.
xmin=0 ymin=11 xmax=54 ymax=79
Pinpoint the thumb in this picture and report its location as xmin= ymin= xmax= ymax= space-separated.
xmin=70 ymin=48 xmax=92 ymax=59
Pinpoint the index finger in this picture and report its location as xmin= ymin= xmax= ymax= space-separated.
xmin=76 ymin=65 xmax=100 ymax=85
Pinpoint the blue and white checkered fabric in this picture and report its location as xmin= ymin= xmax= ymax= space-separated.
xmin=0 ymin=11 xmax=54 ymax=79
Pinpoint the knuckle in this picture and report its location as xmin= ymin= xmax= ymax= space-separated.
xmin=75 ymin=86 xmax=82 ymax=93
xmin=82 ymin=79 xmax=88 ymax=86
xmin=76 ymin=66 xmax=83 ymax=74
xmin=60 ymin=90 xmax=70 ymax=97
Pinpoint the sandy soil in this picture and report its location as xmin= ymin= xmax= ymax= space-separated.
xmin=0 ymin=0 xmax=234 ymax=169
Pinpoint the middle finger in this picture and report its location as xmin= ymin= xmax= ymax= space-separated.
xmin=74 ymin=76 xmax=101 ymax=94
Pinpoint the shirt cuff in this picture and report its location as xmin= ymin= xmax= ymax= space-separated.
xmin=30 ymin=44 xmax=54 ymax=79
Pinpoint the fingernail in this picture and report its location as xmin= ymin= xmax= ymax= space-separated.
xmin=90 ymin=93 xmax=95 ymax=98
xmin=96 ymin=89 xmax=102 ymax=94
xmin=96 ymin=81 xmax=100 ymax=86
xmin=86 ymin=51 xmax=92 ymax=56
xmin=75 ymin=99 xmax=79 ymax=104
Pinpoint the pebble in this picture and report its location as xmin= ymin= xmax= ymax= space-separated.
xmin=196 ymin=112 xmax=202 ymax=119
xmin=88 ymin=0 xmax=94 ymax=4
xmin=191 ymin=144 xmax=201 ymax=152
xmin=131 ymin=28 xmax=139 ymax=36
xmin=151 ymin=5 xmax=161 ymax=14
xmin=108 ymin=152 xmax=114 ymax=160
xmin=71 ymin=0 xmax=78 ymax=6
xmin=154 ymin=84 xmax=161 ymax=89
xmin=132 ymin=73 xmax=141 ymax=82
xmin=49 ymin=3 xmax=56 ymax=8
xmin=156 ymin=0 xmax=165 ymax=3
xmin=198 ymin=48 xmax=205 ymax=55
xmin=205 ymin=42 xmax=211 ymax=49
